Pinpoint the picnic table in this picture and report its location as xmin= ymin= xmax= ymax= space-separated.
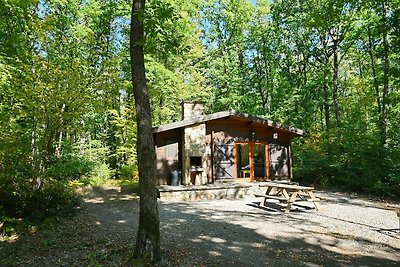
xmin=254 ymin=182 xmax=321 ymax=213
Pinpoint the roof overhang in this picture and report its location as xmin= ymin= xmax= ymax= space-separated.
xmin=153 ymin=110 xmax=305 ymax=137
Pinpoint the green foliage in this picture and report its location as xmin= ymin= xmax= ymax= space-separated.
xmin=88 ymin=164 xmax=114 ymax=183
xmin=1 ymin=0 xmax=211 ymax=229
xmin=0 ymin=176 xmax=79 ymax=221
xmin=0 ymin=0 xmax=124 ymax=228
xmin=199 ymin=0 xmax=400 ymax=199
xmin=1 ymin=0 xmax=399 ymax=234
xmin=143 ymin=0 xmax=211 ymax=125
xmin=45 ymin=156 xmax=96 ymax=181
xmin=293 ymin=127 xmax=400 ymax=199
xmin=119 ymin=164 xmax=139 ymax=181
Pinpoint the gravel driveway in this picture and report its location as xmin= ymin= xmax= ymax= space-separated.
xmin=159 ymin=192 xmax=399 ymax=266
xmin=1 ymin=186 xmax=399 ymax=266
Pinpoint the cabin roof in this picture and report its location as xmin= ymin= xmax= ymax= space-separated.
xmin=153 ymin=110 xmax=305 ymax=136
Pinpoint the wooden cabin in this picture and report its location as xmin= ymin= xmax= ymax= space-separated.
xmin=153 ymin=102 xmax=304 ymax=186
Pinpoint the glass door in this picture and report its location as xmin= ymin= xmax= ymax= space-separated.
xmin=235 ymin=142 xmax=268 ymax=180
xmin=236 ymin=143 xmax=250 ymax=178
xmin=253 ymin=144 xmax=266 ymax=178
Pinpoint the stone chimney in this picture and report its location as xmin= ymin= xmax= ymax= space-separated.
xmin=182 ymin=101 xmax=205 ymax=120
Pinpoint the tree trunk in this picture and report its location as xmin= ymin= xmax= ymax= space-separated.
xmin=130 ymin=0 xmax=161 ymax=263
xmin=254 ymin=57 xmax=267 ymax=109
xmin=323 ymin=67 xmax=330 ymax=127
xmin=55 ymin=103 xmax=66 ymax=158
xmin=332 ymin=29 xmax=341 ymax=127
xmin=367 ymin=25 xmax=381 ymax=114
xmin=380 ymin=0 xmax=389 ymax=147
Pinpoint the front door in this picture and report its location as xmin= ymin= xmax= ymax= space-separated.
xmin=214 ymin=142 xmax=235 ymax=179
xmin=235 ymin=142 xmax=268 ymax=180
xmin=269 ymin=144 xmax=289 ymax=179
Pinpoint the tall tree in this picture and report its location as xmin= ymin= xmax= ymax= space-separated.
xmin=130 ymin=0 xmax=161 ymax=263
xmin=380 ymin=0 xmax=390 ymax=146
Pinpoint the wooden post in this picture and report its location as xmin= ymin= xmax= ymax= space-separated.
xmin=288 ymin=144 xmax=293 ymax=180
xmin=249 ymin=143 xmax=254 ymax=181
xmin=285 ymin=191 xmax=298 ymax=213
xmin=265 ymin=143 xmax=270 ymax=180
xmin=210 ymin=131 xmax=215 ymax=183
xmin=308 ymin=190 xmax=322 ymax=211
xmin=182 ymin=127 xmax=189 ymax=185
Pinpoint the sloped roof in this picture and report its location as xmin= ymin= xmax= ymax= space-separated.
xmin=153 ymin=110 xmax=305 ymax=136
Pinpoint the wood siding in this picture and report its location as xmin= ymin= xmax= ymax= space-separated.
xmin=155 ymin=115 xmax=298 ymax=185
xmin=207 ymin=118 xmax=292 ymax=181
xmin=155 ymin=129 xmax=181 ymax=185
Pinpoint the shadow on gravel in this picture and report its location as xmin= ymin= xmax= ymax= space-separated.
xmin=159 ymin=201 xmax=400 ymax=267
xmin=1 ymin=188 xmax=399 ymax=267
xmin=311 ymin=212 xmax=400 ymax=241
xmin=247 ymin=201 xmax=315 ymax=213
xmin=318 ymin=192 xmax=395 ymax=210
xmin=0 ymin=188 xmax=140 ymax=267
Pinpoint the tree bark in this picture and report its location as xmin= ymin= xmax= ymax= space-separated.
xmin=254 ymin=56 xmax=267 ymax=109
xmin=380 ymin=0 xmax=389 ymax=147
xmin=323 ymin=66 xmax=330 ymax=128
xmin=332 ymin=28 xmax=341 ymax=127
xmin=55 ymin=103 xmax=66 ymax=158
xmin=367 ymin=25 xmax=381 ymax=114
xmin=130 ymin=0 xmax=161 ymax=263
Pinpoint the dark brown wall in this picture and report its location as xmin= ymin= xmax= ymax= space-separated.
xmin=206 ymin=119 xmax=293 ymax=145
xmin=206 ymin=118 xmax=293 ymax=180
xmin=154 ymin=117 xmax=297 ymax=184
xmin=154 ymin=129 xmax=181 ymax=185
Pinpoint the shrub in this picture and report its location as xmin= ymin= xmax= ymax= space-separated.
xmin=292 ymin=127 xmax=400 ymax=200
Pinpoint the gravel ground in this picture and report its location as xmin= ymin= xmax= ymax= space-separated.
xmin=158 ymin=192 xmax=399 ymax=266
xmin=1 ymin=186 xmax=399 ymax=266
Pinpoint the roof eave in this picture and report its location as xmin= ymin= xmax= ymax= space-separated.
xmin=153 ymin=110 xmax=305 ymax=136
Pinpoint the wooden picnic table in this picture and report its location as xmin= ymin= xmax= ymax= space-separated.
xmin=254 ymin=182 xmax=321 ymax=213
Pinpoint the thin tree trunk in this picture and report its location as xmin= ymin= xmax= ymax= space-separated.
xmin=56 ymin=130 xmax=63 ymax=158
xmin=254 ymin=60 xmax=263 ymax=106
xmin=367 ymin=25 xmax=381 ymax=114
xmin=31 ymin=122 xmax=37 ymax=167
xmin=332 ymin=28 xmax=341 ymax=127
xmin=319 ymin=106 xmax=323 ymax=125
xmin=323 ymin=68 xmax=330 ymax=127
xmin=381 ymin=0 xmax=389 ymax=147
xmin=130 ymin=0 xmax=161 ymax=263
xmin=55 ymin=103 xmax=66 ymax=158
xmin=317 ymin=32 xmax=332 ymax=128
xmin=254 ymin=57 xmax=267 ymax=109
xmin=107 ymin=111 xmax=118 ymax=170
xmin=262 ymin=51 xmax=271 ymax=111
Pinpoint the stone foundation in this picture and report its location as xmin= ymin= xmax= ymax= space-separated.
xmin=158 ymin=182 xmax=270 ymax=201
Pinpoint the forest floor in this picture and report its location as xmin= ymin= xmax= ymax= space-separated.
xmin=1 ymin=184 xmax=399 ymax=267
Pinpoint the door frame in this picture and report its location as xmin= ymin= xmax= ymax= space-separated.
xmin=234 ymin=141 xmax=270 ymax=181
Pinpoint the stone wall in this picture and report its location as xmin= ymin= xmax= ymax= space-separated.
xmin=158 ymin=183 xmax=270 ymax=201
xmin=182 ymin=102 xmax=205 ymax=120
xmin=182 ymin=123 xmax=208 ymax=185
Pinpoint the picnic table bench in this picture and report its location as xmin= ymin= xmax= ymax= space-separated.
xmin=254 ymin=182 xmax=321 ymax=213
